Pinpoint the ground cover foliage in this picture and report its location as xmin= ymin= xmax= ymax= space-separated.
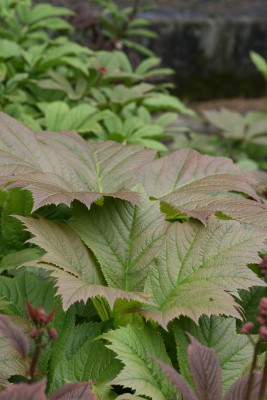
xmin=1 ymin=0 xmax=267 ymax=399
xmin=0 ymin=113 xmax=267 ymax=399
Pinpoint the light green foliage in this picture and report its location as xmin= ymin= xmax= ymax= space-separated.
xmin=102 ymin=325 xmax=176 ymax=399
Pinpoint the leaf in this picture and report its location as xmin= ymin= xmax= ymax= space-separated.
xmin=134 ymin=148 xmax=267 ymax=228
xmin=174 ymin=316 xmax=254 ymax=392
xmin=143 ymin=94 xmax=195 ymax=116
xmin=188 ymin=335 xmax=222 ymax=400
xmin=102 ymin=325 xmax=176 ymax=400
xmin=0 ymin=39 xmax=21 ymax=59
xmin=0 ymin=248 xmax=44 ymax=273
xmin=18 ymin=217 xmax=152 ymax=310
xmin=250 ymin=51 xmax=267 ymax=80
xmin=156 ymin=359 xmax=198 ymax=400
xmin=49 ymin=315 xmax=121 ymax=393
xmin=224 ymin=373 xmax=262 ymax=400
xmin=0 ymin=380 xmax=47 ymax=400
xmin=140 ymin=217 xmax=266 ymax=328
xmin=0 ymin=113 xmax=155 ymax=211
xmin=203 ymin=109 xmax=245 ymax=138
xmin=69 ymin=194 xmax=167 ymax=292
xmin=49 ymin=382 xmax=95 ymax=400
xmin=0 ymin=314 xmax=29 ymax=357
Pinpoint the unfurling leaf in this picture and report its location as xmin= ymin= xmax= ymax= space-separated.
xmin=0 ymin=314 xmax=29 ymax=357
xmin=188 ymin=335 xmax=222 ymax=400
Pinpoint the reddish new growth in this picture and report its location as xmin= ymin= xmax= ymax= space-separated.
xmin=26 ymin=303 xmax=57 ymax=383
xmin=259 ymin=255 xmax=267 ymax=275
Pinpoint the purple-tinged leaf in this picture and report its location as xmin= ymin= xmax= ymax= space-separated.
xmin=188 ymin=335 xmax=222 ymax=400
xmin=0 ymin=314 xmax=29 ymax=357
xmin=49 ymin=382 xmax=95 ymax=400
xmin=224 ymin=373 xmax=262 ymax=400
xmin=0 ymin=380 xmax=47 ymax=400
xmin=156 ymin=359 xmax=198 ymax=400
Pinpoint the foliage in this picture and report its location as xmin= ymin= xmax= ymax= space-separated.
xmin=0 ymin=113 xmax=266 ymax=398
xmin=0 ymin=0 xmax=192 ymax=151
xmin=172 ymin=108 xmax=267 ymax=171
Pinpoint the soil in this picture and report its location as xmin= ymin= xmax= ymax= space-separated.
xmin=189 ymin=97 xmax=266 ymax=113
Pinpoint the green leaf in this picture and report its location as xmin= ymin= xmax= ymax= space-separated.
xmin=140 ymin=217 xmax=266 ymax=328
xmin=250 ymin=51 xmax=267 ymax=80
xmin=173 ymin=315 xmax=254 ymax=392
xmin=28 ymin=3 xmax=74 ymax=24
xmin=42 ymin=101 xmax=69 ymax=131
xmin=0 ymin=39 xmax=20 ymax=58
xmin=49 ymin=315 xmax=121 ymax=392
xmin=18 ymin=216 xmax=152 ymax=310
xmin=143 ymin=94 xmax=195 ymax=116
xmin=203 ymin=109 xmax=246 ymax=139
xmin=0 ymin=248 xmax=43 ymax=273
xmin=102 ymin=325 xmax=176 ymax=400
xmin=69 ymin=194 xmax=167 ymax=292
xmin=1 ymin=189 xmax=33 ymax=250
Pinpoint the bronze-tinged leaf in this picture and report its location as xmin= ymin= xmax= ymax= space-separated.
xmin=224 ymin=373 xmax=262 ymax=400
xmin=0 ymin=113 xmax=155 ymax=211
xmin=133 ymin=148 xmax=267 ymax=228
xmin=188 ymin=335 xmax=222 ymax=400
xmin=0 ymin=314 xmax=29 ymax=358
xmin=49 ymin=382 xmax=95 ymax=400
xmin=0 ymin=379 xmax=47 ymax=400
xmin=140 ymin=217 xmax=266 ymax=328
xmin=18 ymin=217 xmax=152 ymax=310
xmin=156 ymin=359 xmax=198 ymax=400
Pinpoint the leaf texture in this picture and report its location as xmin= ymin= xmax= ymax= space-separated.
xmin=224 ymin=373 xmax=262 ymax=400
xmin=102 ymin=325 xmax=176 ymax=400
xmin=133 ymin=148 xmax=267 ymax=228
xmin=141 ymin=217 xmax=266 ymax=327
xmin=188 ymin=335 xmax=222 ymax=400
xmin=0 ymin=314 xmax=29 ymax=357
xmin=0 ymin=113 xmax=155 ymax=211
xmin=18 ymin=217 xmax=152 ymax=309
xmin=174 ymin=316 xmax=254 ymax=392
xmin=0 ymin=380 xmax=47 ymax=400
xmin=156 ymin=359 xmax=198 ymax=400
xmin=69 ymin=195 xmax=167 ymax=291
xmin=50 ymin=382 xmax=95 ymax=400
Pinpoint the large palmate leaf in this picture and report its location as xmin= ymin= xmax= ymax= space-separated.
xmin=48 ymin=309 xmax=121 ymax=393
xmin=140 ymin=217 xmax=266 ymax=327
xmin=18 ymin=217 xmax=152 ymax=310
xmin=0 ymin=380 xmax=47 ymax=400
xmin=0 ymin=113 xmax=155 ymax=211
xmin=134 ymin=148 xmax=267 ymax=228
xmin=69 ymin=195 xmax=168 ymax=291
xmin=102 ymin=325 xmax=176 ymax=400
xmin=174 ymin=316 xmax=254 ymax=392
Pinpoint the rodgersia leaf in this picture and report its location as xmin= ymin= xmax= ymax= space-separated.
xmin=0 ymin=113 xmax=155 ymax=211
xmin=49 ymin=382 xmax=95 ymax=400
xmin=102 ymin=325 xmax=176 ymax=400
xmin=141 ymin=217 xmax=266 ymax=328
xmin=69 ymin=195 xmax=168 ymax=292
xmin=188 ymin=335 xmax=222 ymax=400
xmin=174 ymin=316 xmax=254 ymax=392
xmin=18 ymin=217 xmax=152 ymax=309
xmin=224 ymin=373 xmax=262 ymax=400
xmin=0 ymin=314 xmax=29 ymax=358
xmin=134 ymin=148 xmax=267 ymax=228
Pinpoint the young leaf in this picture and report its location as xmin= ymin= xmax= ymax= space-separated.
xmin=174 ymin=316 xmax=254 ymax=392
xmin=18 ymin=217 xmax=152 ymax=309
xmin=69 ymin=195 xmax=168 ymax=292
xmin=0 ymin=314 xmax=29 ymax=358
xmin=156 ymin=359 xmax=198 ymax=400
xmin=102 ymin=325 xmax=176 ymax=400
xmin=134 ymin=148 xmax=267 ymax=228
xmin=141 ymin=217 xmax=266 ymax=328
xmin=49 ymin=382 xmax=95 ymax=400
xmin=0 ymin=379 xmax=47 ymax=400
xmin=224 ymin=373 xmax=262 ymax=400
xmin=0 ymin=113 xmax=155 ymax=211
xmin=188 ymin=335 xmax=222 ymax=400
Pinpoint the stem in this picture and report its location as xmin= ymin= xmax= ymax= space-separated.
xmin=28 ymin=336 xmax=42 ymax=383
xmin=258 ymin=352 xmax=267 ymax=400
xmin=245 ymin=340 xmax=260 ymax=400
